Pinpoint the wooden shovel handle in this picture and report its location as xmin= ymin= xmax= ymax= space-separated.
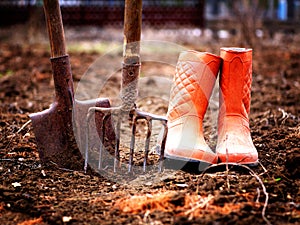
xmin=123 ymin=0 xmax=142 ymax=59
xmin=43 ymin=0 xmax=66 ymax=57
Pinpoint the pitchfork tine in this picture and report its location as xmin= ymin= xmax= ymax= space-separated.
xmin=134 ymin=109 xmax=168 ymax=172
xmin=98 ymin=114 xmax=109 ymax=170
xmin=143 ymin=119 xmax=152 ymax=172
xmin=84 ymin=108 xmax=94 ymax=173
xmin=159 ymin=121 xmax=168 ymax=172
xmin=114 ymin=114 xmax=122 ymax=173
xmin=128 ymin=115 xmax=137 ymax=173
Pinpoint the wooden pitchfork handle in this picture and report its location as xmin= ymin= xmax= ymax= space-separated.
xmin=121 ymin=0 xmax=142 ymax=112
xmin=43 ymin=0 xmax=66 ymax=58
xmin=123 ymin=0 xmax=142 ymax=57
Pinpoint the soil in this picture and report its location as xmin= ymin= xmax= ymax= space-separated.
xmin=0 ymin=27 xmax=300 ymax=225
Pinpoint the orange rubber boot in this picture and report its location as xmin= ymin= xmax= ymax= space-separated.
xmin=216 ymin=47 xmax=258 ymax=165
xmin=164 ymin=50 xmax=222 ymax=172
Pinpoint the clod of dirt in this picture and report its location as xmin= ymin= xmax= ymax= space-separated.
xmin=285 ymin=149 xmax=300 ymax=178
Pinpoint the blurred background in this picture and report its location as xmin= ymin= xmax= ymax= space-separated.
xmin=0 ymin=0 xmax=299 ymax=48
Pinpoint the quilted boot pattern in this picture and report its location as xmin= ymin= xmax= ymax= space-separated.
xmin=165 ymin=50 xmax=221 ymax=164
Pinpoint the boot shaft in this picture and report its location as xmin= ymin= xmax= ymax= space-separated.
xmin=219 ymin=48 xmax=252 ymax=121
xmin=217 ymin=48 xmax=258 ymax=165
xmin=168 ymin=50 xmax=221 ymax=123
xmin=164 ymin=50 xmax=221 ymax=166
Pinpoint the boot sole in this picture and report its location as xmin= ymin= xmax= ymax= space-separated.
xmin=164 ymin=154 xmax=213 ymax=174
xmin=242 ymin=162 xmax=259 ymax=167
xmin=164 ymin=155 xmax=258 ymax=174
xmin=217 ymin=158 xmax=259 ymax=167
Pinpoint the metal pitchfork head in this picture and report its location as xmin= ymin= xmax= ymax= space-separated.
xmin=85 ymin=0 xmax=168 ymax=173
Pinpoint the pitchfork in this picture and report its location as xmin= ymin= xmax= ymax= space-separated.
xmin=84 ymin=0 xmax=168 ymax=173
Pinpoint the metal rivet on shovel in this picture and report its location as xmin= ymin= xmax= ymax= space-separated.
xmin=85 ymin=0 xmax=168 ymax=173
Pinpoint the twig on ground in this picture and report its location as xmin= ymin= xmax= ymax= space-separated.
xmin=256 ymin=187 xmax=260 ymax=203
xmin=50 ymin=161 xmax=75 ymax=172
xmin=0 ymin=158 xmax=14 ymax=161
xmin=258 ymin=161 xmax=268 ymax=176
xmin=5 ymin=120 xmax=32 ymax=150
xmin=196 ymin=162 xmax=271 ymax=225
xmin=16 ymin=119 xmax=32 ymax=134
xmin=225 ymin=135 xmax=230 ymax=190
xmin=184 ymin=194 xmax=214 ymax=220
xmin=143 ymin=210 xmax=151 ymax=223
xmin=259 ymin=118 xmax=269 ymax=126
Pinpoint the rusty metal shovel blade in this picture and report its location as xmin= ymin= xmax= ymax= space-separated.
xmin=30 ymin=55 xmax=115 ymax=170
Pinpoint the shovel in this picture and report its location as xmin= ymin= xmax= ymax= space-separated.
xmin=85 ymin=0 xmax=168 ymax=173
xmin=30 ymin=0 xmax=115 ymax=170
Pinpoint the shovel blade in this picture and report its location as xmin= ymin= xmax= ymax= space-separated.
xmin=30 ymin=102 xmax=81 ymax=170
xmin=30 ymin=98 xmax=115 ymax=170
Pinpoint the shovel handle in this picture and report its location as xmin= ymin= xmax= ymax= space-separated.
xmin=43 ymin=0 xmax=66 ymax=57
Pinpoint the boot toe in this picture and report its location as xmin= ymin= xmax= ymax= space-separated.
xmin=216 ymin=127 xmax=258 ymax=165
xmin=217 ymin=142 xmax=258 ymax=165
xmin=217 ymin=151 xmax=258 ymax=165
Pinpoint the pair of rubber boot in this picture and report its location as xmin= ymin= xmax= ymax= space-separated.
xmin=164 ymin=47 xmax=258 ymax=172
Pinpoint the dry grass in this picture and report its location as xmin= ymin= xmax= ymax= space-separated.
xmin=114 ymin=190 xmax=259 ymax=218
xmin=17 ymin=217 xmax=43 ymax=225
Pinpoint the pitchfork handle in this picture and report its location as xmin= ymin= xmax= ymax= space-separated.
xmin=43 ymin=0 xmax=66 ymax=58
xmin=123 ymin=0 xmax=142 ymax=57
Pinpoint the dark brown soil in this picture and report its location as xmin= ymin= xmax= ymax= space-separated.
xmin=0 ymin=29 xmax=300 ymax=225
